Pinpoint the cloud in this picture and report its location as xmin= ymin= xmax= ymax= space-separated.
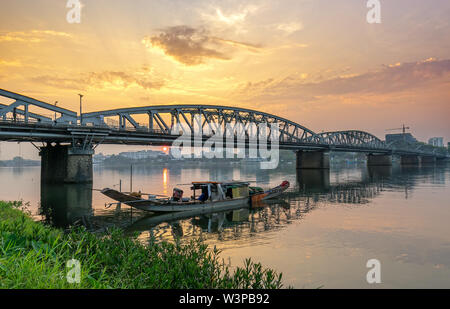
xmin=200 ymin=4 xmax=260 ymax=27
xmin=214 ymin=5 xmax=259 ymax=25
xmin=216 ymin=8 xmax=247 ymax=25
xmin=276 ymin=22 xmax=303 ymax=35
xmin=210 ymin=37 xmax=261 ymax=51
xmin=85 ymin=71 xmax=165 ymax=90
xmin=0 ymin=59 xmax=21 ymax=67
xmin=235 ymin=58 xmax=450 ymax=102
xmin=0 ymin=30 xmax=72 ymax=43
xmin=314 ymin=58 xmax=450 ymax=95
xmin=142 ymin=25 xmax=261 ymax=65
xmin=30 ymin=70 xmax=165 ymax=91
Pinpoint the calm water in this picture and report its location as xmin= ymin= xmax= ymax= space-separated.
xmin=1 ymin=161 xmax=449 ymax=288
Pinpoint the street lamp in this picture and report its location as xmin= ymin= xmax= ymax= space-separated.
xmin=78 ymin=94 xmax=84 ymax=125
xmin=54 ymin=101 xmax=58 ymax=122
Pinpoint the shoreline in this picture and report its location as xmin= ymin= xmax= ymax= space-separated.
xmin=0 ymin=200 xmax=284 ymax=289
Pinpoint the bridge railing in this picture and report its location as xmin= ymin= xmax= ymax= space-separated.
xmin=0 ymin=89 xmax=78 ymax=124
xmin=0 ymin=116 xmax=171 ymax=136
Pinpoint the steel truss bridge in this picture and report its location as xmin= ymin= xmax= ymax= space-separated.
xmin=0 ymin=89 xmax=448 ymax=158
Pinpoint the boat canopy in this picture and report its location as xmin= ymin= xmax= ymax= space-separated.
xmin=191 ymin=181 xmax=249 ymax=190
xmin=191 ymin=181 xmax=250 ymax=200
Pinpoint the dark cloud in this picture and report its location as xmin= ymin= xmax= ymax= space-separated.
xmin=30 ymin=71 xmax=165 ymax=91
xmin=85 ymin=71 xmax=164 ymax=90
xmin=310 ymin=59 xmax=450 ymax=95
xmin=30 ymin=75 xmax=84 ymax=90
xmin=143 ymin=25 xmax=260 ymax=65
xmin=236 ymin=59 xmax=450 ymax=102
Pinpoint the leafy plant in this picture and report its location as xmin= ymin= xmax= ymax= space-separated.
xmin=0 ymin=200 xmax=284 ymax=289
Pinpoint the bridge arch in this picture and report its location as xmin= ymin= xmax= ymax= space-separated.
xmin=83 ymin=105 xmax=325 ymax=144
xmin=319 ymin=130 xmax=386 ymax=149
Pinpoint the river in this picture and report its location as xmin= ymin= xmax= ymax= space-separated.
xmin=1 ymin=161 xmax=449 ymax=288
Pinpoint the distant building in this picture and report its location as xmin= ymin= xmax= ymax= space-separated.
xmin=428 ymin=137 xmax=444 ymax=147
xmin=385 ymin=133 xmax=417 ymax=144
xmin=447 ymin=142 xmax=450 ymax=150
xmin=93 ymin=153 xmax=111 ymax=164
xmin=119 ymin=150 xmax=166 ymax=159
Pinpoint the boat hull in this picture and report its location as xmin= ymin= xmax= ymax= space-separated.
xmin=101 ymin=188 xmax=249 ymax=213
xmin=250 ymin=181 xmax=290 ymax=204
xmin=101 ymin=180 xmax=289 ymax=213
xmin=129 ymin=197 xmax=249 ymax=212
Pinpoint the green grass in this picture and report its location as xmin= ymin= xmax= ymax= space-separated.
xmin=0 ymin=201 xmax=283 ymax=289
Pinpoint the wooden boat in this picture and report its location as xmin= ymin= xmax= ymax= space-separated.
xmin=101 ymin=181 xmax=250 ymax=213
xmin=249 ymin=181 xmax=290 ymax=204
xmin=101 ymin=180 xmax=290 ymax=213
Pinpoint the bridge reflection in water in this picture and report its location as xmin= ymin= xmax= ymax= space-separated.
xmin=37 ymin=164 xmax=447 ymax=247
xmin=40 ymin=183 xmax=93 ymax=229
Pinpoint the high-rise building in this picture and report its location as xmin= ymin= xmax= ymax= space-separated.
xmin=428 ymin=137 xmax=444 ymax=147
xmin=385 ymin=133 xmax=417 ymax=144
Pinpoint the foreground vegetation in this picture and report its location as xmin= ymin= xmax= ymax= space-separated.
xmin=0 ymin=201 xmax=283 ymax=289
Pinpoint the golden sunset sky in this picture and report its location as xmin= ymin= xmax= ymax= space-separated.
xmin=0 ymin=0 xmax=449 ymax=159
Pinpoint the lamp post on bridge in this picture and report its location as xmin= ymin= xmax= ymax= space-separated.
xmin=54 ymin=101 xmax=58 ymax=122
xmin=78 ymin=94 xmax=84 ymax=125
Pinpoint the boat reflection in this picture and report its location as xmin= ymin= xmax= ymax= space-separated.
xmin=122 ymin=181 xmax=383 ymax=244
xmin=37 ymin=164 xmax=448 ymax=245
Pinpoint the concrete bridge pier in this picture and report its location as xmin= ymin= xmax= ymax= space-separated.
xmin=421 ymin=156 xmax=436 ymax=165
xmin=400 ymin=155 xmax=420 ymax=166
xmin=296 ymin=150 xmax=330 ymax=169
xmin=40 ymin=144 xmax=94 ymax=184
xmin=367 ymin=154 xmax=392 ymax=166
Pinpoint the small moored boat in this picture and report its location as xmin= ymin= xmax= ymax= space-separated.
xmin=101 ymin=181 xmax=251 ymax=213
xmin=249 ymin=180 xmax=290 ymax=204
xmin=101 ymin=180 xmax=290 ymax=213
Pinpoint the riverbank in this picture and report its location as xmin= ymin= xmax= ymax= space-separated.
xmin=0 ymin=200 xmax=283 ymax=289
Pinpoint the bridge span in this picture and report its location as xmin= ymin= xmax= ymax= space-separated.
xmin=0 ymin=89 xmax=447 ymax=183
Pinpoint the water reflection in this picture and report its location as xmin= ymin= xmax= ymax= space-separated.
xmin=37 ymin=169 xmax=383 ymax=241
xmin=297 ymin=169 xmax=330 ymax=192
xmin=36 ymin=164 xmax=443 ymax=242
xmin=367 ymin=165 xmax=392 ymax=180
xmin=133 ymin=181 xmax=384 ymax=244
xmin=162 ymin=168 xmax=168 ymax=196
xmin=39 ymin=183 xmax=93 ymax=229
xmin=5 ymin=160 xmax=448 ymax=288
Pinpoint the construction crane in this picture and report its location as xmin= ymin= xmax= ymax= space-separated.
xmin=386 ymin=124 xmax=410 ymax=134
xmin=386 ymin=124 xmax=411 ymax=143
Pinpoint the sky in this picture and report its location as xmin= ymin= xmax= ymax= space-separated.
xmin=0 ymin=0 xmax=449 ymax=159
